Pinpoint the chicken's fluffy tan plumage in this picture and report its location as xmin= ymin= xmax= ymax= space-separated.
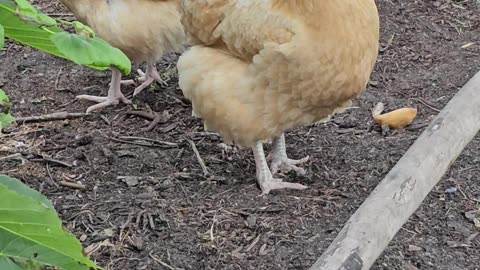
xmin=59 ymin=0 xmax=186 ymax=112
xmin=61 ymin=0 xmax=185 ymax=64
xmin=177 ymin=0 xmax=380 ymax=194
xmin=178 ymin=0 xmax=379 ymax=146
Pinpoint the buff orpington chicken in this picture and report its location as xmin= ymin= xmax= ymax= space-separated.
xmin=177 ymin=0 xmax=380 ymax=195
xmin=59 ymin=0 xmax=186 ymax=113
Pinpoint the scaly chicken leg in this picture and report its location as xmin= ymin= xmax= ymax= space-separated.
xmin=253 ymin=141 xmax=308 ymax=195
xmin=76 ymin=68 xmax=131 ymax=113
xmin=268 ymin=133 xmax=309 ymax=175
xmin=121 ymin=61 xmax=168 ymax=96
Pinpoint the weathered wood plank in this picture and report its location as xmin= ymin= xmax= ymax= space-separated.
xmin=310 ymin=71 xmax=480 ymax=270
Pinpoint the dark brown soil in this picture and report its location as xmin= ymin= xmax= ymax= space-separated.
xmin=1 ymin=1 xmax=479 ymax=269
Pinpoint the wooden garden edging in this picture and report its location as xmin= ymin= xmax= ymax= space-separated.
xmin=310 ymin=70 xmax=480 ymax=270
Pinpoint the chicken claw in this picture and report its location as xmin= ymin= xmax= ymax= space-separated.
xmin=120 ymin=69 xmax=147 ymax=86
xmin=268 ymin=133 xmax=309 ymax=175
xmin=119 ymin=62 xmax=168 ymax=97
xmin=253 ymin=141 xmax=308 ymax=195
xmin=270 ymin=156 xmax=310 ymax=175
xmin=119 ymin=63 xmax=168 ymax=95
xmin=77 ymin=68 xmax=131 ymax=113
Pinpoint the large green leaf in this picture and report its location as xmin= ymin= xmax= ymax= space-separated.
xmin=0 ymin=0 xmax=64 ymax=58
xmin=0 ymin=175 xmax=103 ymax=270
xmin=0 ymin=175 xmax=54 ymax=210
xmin=0 ymin=24 xmax=4 ymax=48
xmin=0 ymin=0 xmax=131 ymax=74
xmin=0 ymin=89 xmax=15 ymax=132
xmin=14 ymin=0 xmax=56 ymax=27
xmin=51 ymin=32 xmax=130 ymax=74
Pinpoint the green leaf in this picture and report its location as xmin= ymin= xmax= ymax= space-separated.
xmin=0 ymin=175 xmax=103 ymax=270
xmin=72 ymin=21 xmax=95 ymax=39
xmin=0 ymin=24 xmax=4 ymax=48
xmin=14 ymin=0 xmax=56 ymax=27
xmin=0 ymin=89 xmax=15 ymax=132
xmin=0 ymin=88 xmax=11 ymax=112
xmin=0 ymin=0 xmax=131 ymax=74
xmin=1 ymin=0 xmax=70 ymax=59
xmin=0 ymin=257 xmax=25 ymax=270
xmin=51 ymin=32 xmax=131 ymax=75
xmin=0 ymin=175 xmax=54 ymax=210
xmin=0 ymin=113 xmax=15 ymax=132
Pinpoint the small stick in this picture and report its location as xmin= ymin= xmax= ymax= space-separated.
xmin=31 ymin=156 xmax=73 ymax=168
xmin=186 ymin=139 xmax=209 ymax=176
xmin=54 ymin=67 xmax=68 ymax=91
xmin=40 ymin=145 xmax=68 ymax=152
xmin=16 ymin=112 xmax=89 ymax=124
xmin=117 ymin=136 xmax=178 ymax=147
xmin=43 ymin=156 xmax=73 ymax=168
xmin=45 ymin=163 xmax=59 ymax=187
xmin=108 ymin=136 xmax=177 ymax=148
xmin=0 ymin=153 xmax=24 ymax=162
xmin=209 ymin=213 xmax=217 ymax=243
xmin=109 ymin=137 xmax=153 ymax=147
xmin=126 ymin=111 xmax=155 ymax=120
xmin=245 ymin=234 xmax=261 ymax=252
xmin=149 ymin=252 xmax=175 ymax=270
xmin=1 ymin=128 xmax=46 ymax=138
xmin=409 ymin=97 xmax=441 ymax=112
xmin=59 ymin=181 xmax=86 ymax=190
xmin=143 ymin=114 xmax=164 ymax=132
xmin=126 ymin=110 xmax=170 ymax=132
xmin=148 ymin=213 xmax=155 ymax=230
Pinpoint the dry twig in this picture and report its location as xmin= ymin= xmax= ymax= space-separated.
xmin=149 ymin=252 xmax=175 ymax=270
xmin=31 ymin=155 xmax=73 ymax=168
xmin=59 ymin=181 xmax=86 ymax=190
xmin=186 ymin=138 xmax=209 ymax=176
xmin=108 ymin=136 xmax=178 ymax=148
xmin=54 ymin=67 xmax=68 ymax=91
xmin=409 ymin=97 xmax=441 ymax=112
xmin=0 ymin=153 xmax=25 ymax=163
xmin=126 ymin=110 xmax=171 ymax=132
xmin=16 ymin=111 xmax=89 ymax=123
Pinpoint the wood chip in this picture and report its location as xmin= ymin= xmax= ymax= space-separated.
xmin=259 ymin=243 xmax=268 ymax=256
xmin=117 ymin=176 xmax=140 ymax=187
xmin=408 ymin=244 xmax=423 ymax=252
xmin=245 ymin=234 xmax=261 ymax=252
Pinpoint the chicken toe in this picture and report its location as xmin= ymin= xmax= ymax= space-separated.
xmin=268 ymin=133 xmax=309 ymax=175
xmin=77 ymin=68 xmax=131 ymax=113
xmin=253 ymin=141 xmax=307 ymax=195
xmin=119 ymin=69 xmax=147 ymax=87
xmin=132 ymin=62 xmax=168 ymax=96
xmin=270 ymin=156 xmax=310 ymax=175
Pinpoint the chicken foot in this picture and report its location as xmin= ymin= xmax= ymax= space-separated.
xmin=121 ymin=62 xmax=168 ymax=96
xmin=253 ymin=141 xmax=308 ymax=195
xmin=268 ymin=133 xmax=309 ymax=175
xmin=76 ymin=68 xmax=131 ymax=113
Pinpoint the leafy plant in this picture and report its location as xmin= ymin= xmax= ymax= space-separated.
xmin=0 ymin=23 xmax=4 ymax=48
xmin=0 ymin=175 xmax=103 ymax=270
xmin=0 ymin=0 xmax=131 ymax=74
xmin=0 ymin=89 xmax=15 ymax=132
xmin=0 ymin=0 xmax=134 ymax=131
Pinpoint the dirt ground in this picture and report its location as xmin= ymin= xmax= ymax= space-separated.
xmin=1 ymin=0 xmax=479 ymax=269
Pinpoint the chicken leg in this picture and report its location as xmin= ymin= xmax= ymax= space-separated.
xmin=268 ymin=133 xmax=309 ymax=175
xmin=121 ymin=61 xmax=168 ymax=96
xmin=76 ymin=68 xmax=131 ymax=113
xmin=253 ymin=141 xmax=308 ymax=195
